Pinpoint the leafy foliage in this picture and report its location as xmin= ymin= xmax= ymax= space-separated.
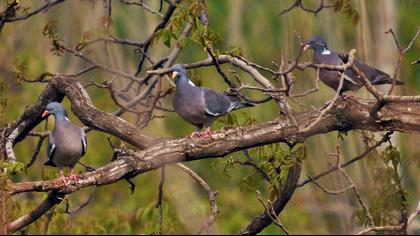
xmin=42 ymin=21 xmax=64 ymax=56
xmin=362 ymin=143 xmax=408 ymax=227
xmin=1 ymin=1 xmax=419 ymax=234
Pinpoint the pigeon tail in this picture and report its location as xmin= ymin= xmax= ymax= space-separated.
xmin=44 ymin=159 xmax=57 ymax=167
xmin=232 ymin=101 xmax=254 ymax=111
xmin=226 ymin=94 xmax=254 ymax=111
xmin=371 ymin=74 xmax=404 ymax=85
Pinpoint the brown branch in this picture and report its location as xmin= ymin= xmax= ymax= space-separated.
xmin=59 ymin=44 xmax=144 ymax=84
xmin=297 ymin=132 xmax=392 ymax=187
xmin=6 ymin=191 xmax=64 ymax=234
xmin=279 ymin=0 xmax=334 ymax=16
xmin=75 ymin=36 xmax=144 ymax=51
xmin=134 ymin=1 xmax=177 ymax=76
xmin=256 ymin=191 xmax=290 ymax=235
xmin=120 ymin=0 xmax=164 ymax=17
xmin=356 ymin=201 xmax=420 ymax=235
xmin=385 ymin=26 xmax=420 ymax=94
xmin=299 ymin=65 xmax=345 ymax=132
xmin=307 ymin=174 xmax=354 ymax=195
xmin=239 ymin=161 xmax=301 ymax=235
xmin=64 ymin=186 xmax=97 ymax=216
xmin=4 ymin=73 xmax=420 ymax=233
xmin=3 ymin=76 xmax=155 ymax=165
xmin=1 ymin=1 xmax=65 ymax=35
xmin=43 ymin=208 xmax=54 ymax=235
xmin=7 ymin=93 xmax=420 ymax=195
xmin=4 ymin=0 xmax=66 ymax=22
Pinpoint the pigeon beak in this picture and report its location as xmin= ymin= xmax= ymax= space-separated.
xmin=303 ymin=44 xmax=311 ymax=51
xmin=172 ymin=71 xmax=179 ymax=79
xmin=42 ymin=110 xmax=49 ymax=118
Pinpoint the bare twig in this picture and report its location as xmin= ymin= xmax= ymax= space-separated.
xmin=134 ymin=1 xmax=177 ymax=76
xmin=385 ymin=26 xmax=420 ymax=94
xmin=43 ymin=208 xmax=55 ymax=235
xmin=120 ymin=0 xmax=164 ymax=17
xmin=297 ymin=132 xmax=392 ymax=187
xmin=64 ymin=187 xmax=97 ymax=216
xmin=256 ymin=190 xmax=290 ymax=235
xmin=279 ymin=0 xmax=335 ymax=16
xmin=6 ymin=191 xmax=64 ymax=233
xmin=356 ymin=201 xmax=420 ymax=235
xmin=298 ymin=49 xmax=357 ymax=132
xmin=3 ymin=0 xmax=66 ymax=23
xmin=306 ymin=174 xmax=354 ymax=195
xmin=175 ymin=163 xmax=218 ymax=235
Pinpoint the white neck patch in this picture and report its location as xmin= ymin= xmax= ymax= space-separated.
xmin=64 ymin=117 xmax=70 ymax=122
xmin=188 ymin=79 xmax=196 ymax=87
xmin=322 ymin=49 xmax=331 ymax=55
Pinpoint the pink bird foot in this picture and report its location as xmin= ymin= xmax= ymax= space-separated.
xmin=69 ymin=169 xmax=79 ymax=184
xmin=201 ymin=127 xmax=213 ymax=139
xmin=58 ymin=170 xmax=70 ymax=186
xmin=189 ymin=131 xmax=202 ymax=138
xmin=342 ymin=91 xmax=357 ymax=101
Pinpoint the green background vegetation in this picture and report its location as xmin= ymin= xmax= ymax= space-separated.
xmin=1 ymin=0 xmax=419 ymax=234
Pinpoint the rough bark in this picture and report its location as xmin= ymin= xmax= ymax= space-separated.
xmin=4 ymin=76 xmax=420 ymax=233
xmin=6 ymin=77 xmax=420 ymax=196
xmin=239 ymin=163 xmax=302 ymax=235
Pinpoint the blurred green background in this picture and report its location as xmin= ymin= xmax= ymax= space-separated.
xmin=1 ymin=0 xmax=419 ymax=234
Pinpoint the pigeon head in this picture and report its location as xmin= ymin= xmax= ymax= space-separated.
xmin=171 ymin=64 xmax=188 ymax=84
xmin=42 ymin=102 xmax=67 ymax=118
xmin=304 ymin=36 xmax=329 ymax=53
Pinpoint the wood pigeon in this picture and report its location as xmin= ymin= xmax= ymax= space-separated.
xmin=42 ymin=102 xmax=87 ymax=185
xmin=304 ymin=36 xmax=403 ymax=96
xmin=171 ymin=64 xmax=254 ymax=138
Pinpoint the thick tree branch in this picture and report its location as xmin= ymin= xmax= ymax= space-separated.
xmin=6 ymin=191 xmax=64 ymax=234
xmin=4 ymin=76 xmax=155 ymax=162
xmin=7 ymin=93 xmax=420 ymax=196
xmin=239 ymin=161 xmax=302 ymax=235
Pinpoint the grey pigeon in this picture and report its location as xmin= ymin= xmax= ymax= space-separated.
xmin=171 ymin=64 xmax=254 ymax=138
xmin=42 ymin=102 xmax=87 ymax=185
xmin=304 ymin=36 xmax=403 ymax=96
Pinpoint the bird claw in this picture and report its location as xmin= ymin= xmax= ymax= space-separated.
xmin=189 ymin=128 xmax=213 ymax=139
xmin=68 ymin=169 xmax=80 ymax=184
xmin=69 ymin=173 xmax=79 ymax=184
xmin=189 ymin=131 xmax=202 ymax=138
xmin=202 ymin=128 xmax=213 ymax=139
xmin=58 ymin=175 xmax=70 ymax=186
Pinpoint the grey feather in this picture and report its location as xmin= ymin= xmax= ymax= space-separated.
xmin=172 ymin=64 xmax=254 ymax=129
xmin=43 ymin=102 xmax=87 ymax=169
xmin=306 ymin=36 xmax=404 ymax=93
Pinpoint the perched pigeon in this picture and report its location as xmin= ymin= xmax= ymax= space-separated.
xmin=42 ymin=102 xmax=87 ymax=185
xmin=304 ymin=36 xmax=403 ymax=96
xmin=171 ymin=64 xmax=254 ymax=138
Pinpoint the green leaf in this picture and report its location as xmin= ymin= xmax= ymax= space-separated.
xmin=4 ymin=161 xmax=25 ymax=175
xmin=162 ymin=29 xmax=172 ymax=48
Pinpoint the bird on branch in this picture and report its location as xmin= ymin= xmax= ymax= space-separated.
xmin=41 ymin=102 xmax=87 ymax=186
xmin=171 ymin=64 xmax=254 ymax=138
xmin=304 ymin=36 xmax=404 ymax=98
